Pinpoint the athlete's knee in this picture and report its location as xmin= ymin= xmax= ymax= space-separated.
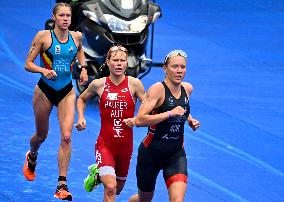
xmin=104 ymin=181 xmax=117 ymax=197
xmin=169 ymin=197 xmax=184 ymax=202
xmin=33 ymin=132 xmax=48 ymax=143
xmin=128 ymin=194 xmax=139 ymax=202
xmin=168 ymin=188 xmax=185 ymax=202
xmin=61 ymin=132 xmax=72 ymax=144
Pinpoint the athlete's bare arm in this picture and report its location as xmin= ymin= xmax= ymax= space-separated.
xmin=181 ymin=82 xmax=193 ymax=97
xmin=123 ymin=77 xmax=146 ymax=128
xmin=182 ymin=82 xmax=200 ymax=131
xmin=72 ymin=31 xmax=88 ymax=85
xmin=135 ymin=82 xmax=188 ymax=127
xmin=133 ymin=77 xmax=146 ymax=103
xmin=75 ymin=31 xmax=86 ymax=68
xmin=25 ymin=30 xmax=57 ymax=79
xmin=135 ymin=83 xmax=166 ymax=126
xmin=76 ymin=78 xmax=104 ymax=131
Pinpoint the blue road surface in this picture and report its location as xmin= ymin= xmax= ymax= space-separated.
xmin=0 ymin=0 xmax=283 ymax=201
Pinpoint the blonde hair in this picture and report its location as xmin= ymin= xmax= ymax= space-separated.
xmin=106 ymin=45 xmax=128 ymax=60
xmin=99 ymin=45 xmax=128 ymax=72
xmin=163 ymin=50 xmax=187 ymax=66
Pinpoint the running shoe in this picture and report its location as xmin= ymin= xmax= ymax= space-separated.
xmin=54 ymin=184 xmax=72 ymax=201
xmin=84 ymin=164 xmax=101 ymax=192
xmin=23 ymin=151 xmax=36 ymax=181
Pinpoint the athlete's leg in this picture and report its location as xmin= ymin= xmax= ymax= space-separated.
xmin=116 ymin=179 xmax=126 ymax=195
xmin=100 ymin=174 xmax=117 ymax=202
xmin=30 ymin=85 xmax=53 ymax=157
xmin=167 ymin=181 xmax=186 ymax=202
xmin=57 ymin=88 xmax=76 ymax=181
xmin=139 ymin=189 xmax=155 ymax=202
xmin=23 ymin=86 xmax=53 ymax=181
xmin=128 ymin=190 xmax=155 ymax=202
xmin=131 ymin=143 xmax=159 ymax=202
xmin=95 ymin=142 xmax=117 ymax=202
xmin=128 ymin=194 xmax=139 ymax=202
xmin=163 ymin=149 xmax=188 ymax=202
xmin=115 ymin=143 xmax=132 ymax=195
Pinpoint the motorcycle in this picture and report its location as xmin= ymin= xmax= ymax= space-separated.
xmin=47 ymin=0 xmax=162 ymax=94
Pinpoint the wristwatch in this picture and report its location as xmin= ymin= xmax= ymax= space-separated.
xmin=80 ymin=65 xmax=87 ymax=70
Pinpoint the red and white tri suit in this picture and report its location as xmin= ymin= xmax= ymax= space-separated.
xmin=95 ymin=76 xmax=135 ymax=180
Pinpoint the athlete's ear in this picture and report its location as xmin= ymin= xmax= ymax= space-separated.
xmin=106 ymin=59 xmax=110 ymax=67
xmin=52 ymin=14 xmax=55 ymax=21
xmin=163 ymin=65 xmax=167 ymax=73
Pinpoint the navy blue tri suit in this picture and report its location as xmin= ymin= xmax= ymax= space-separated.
xmin=38 ymin=30 xmax=77 ymax=106
xmin=136 ymin=81 xmax=190 ymax=192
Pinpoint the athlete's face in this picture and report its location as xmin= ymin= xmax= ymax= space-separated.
xmin=53 ymin=6 xmax=72 ymax=30
xmin=164 ymin=56 xmax=186 ymax=85
xmin=107 ymin=50 xmax=128 ymax=76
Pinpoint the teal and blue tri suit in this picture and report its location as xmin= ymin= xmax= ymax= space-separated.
xmin=38 ymin=30 xmax=77 ymax=106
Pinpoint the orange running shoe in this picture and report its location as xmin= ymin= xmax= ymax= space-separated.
xmin=23 ymin=151 xmax=36 ymax=181
xmin=54 ymin=184 xmax=72 ymax=201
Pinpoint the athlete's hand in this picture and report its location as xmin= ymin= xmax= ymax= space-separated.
xmin=123 ymin=117 xmax=136 ymax=128
xmin=188 ymin=118 xmax=200 ymax=131
xmin=78 ymin=68 xmax=88 ymax=85
xmin=43 ymin=69 xmax=57 ymax=80
xmin=76 ymin=118 xmax=87 ymax=131
xmin=170 ymin=106 xmax=186 ymax=117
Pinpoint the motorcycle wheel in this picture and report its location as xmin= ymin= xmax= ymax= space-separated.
xmin=75 ymin=63 xmax=99 ymax=94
